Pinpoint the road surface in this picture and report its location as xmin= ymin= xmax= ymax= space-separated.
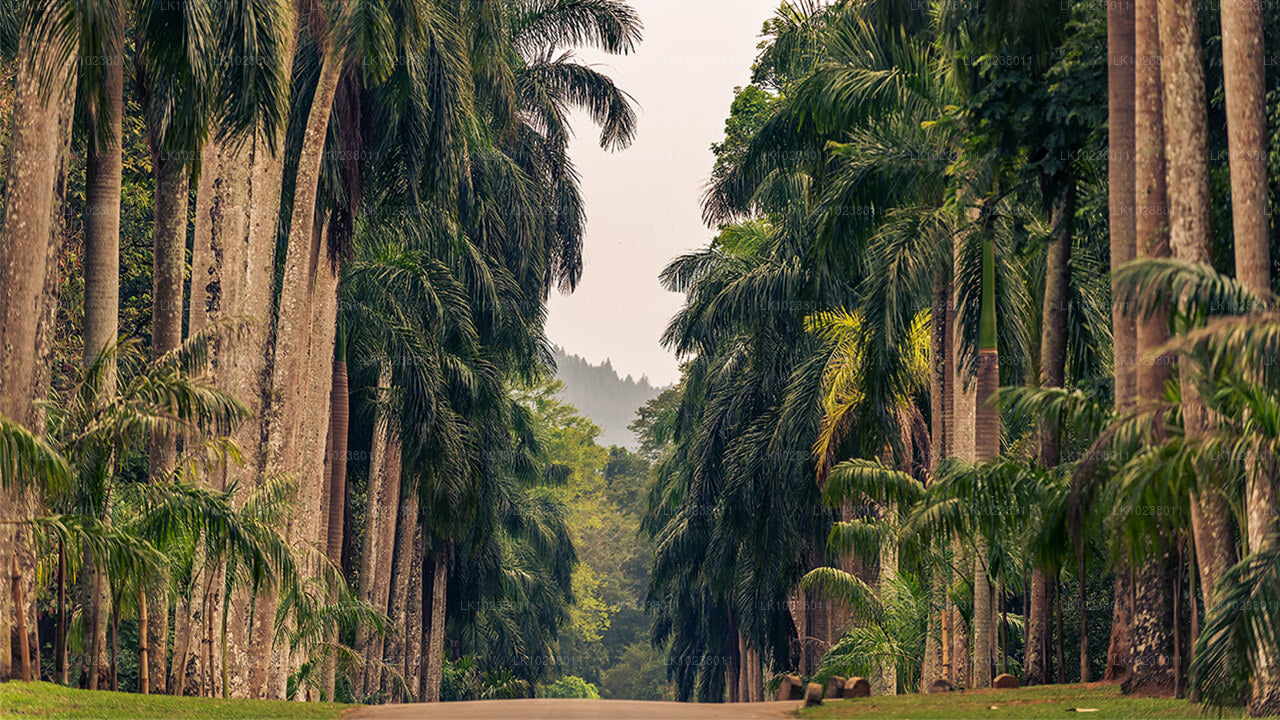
xmin=348 ymin=699 xmax=802 ymax=719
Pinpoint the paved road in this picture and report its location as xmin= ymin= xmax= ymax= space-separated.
xmin=348 ymin=699 xmax=801 ymax=720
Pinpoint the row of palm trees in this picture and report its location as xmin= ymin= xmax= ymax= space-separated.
xmin=642 ymin=0 xmax=1280 ymax=715
xmin=0 ymin=0 xmax=641 ymax=704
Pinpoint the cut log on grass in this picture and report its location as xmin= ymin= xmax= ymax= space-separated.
xmin=777 ymin=675 xmax=805 ymax=700
xmin=843 ymin=676 xmax=871 ymax=698
xmin=826 ymin=675 xmax=846 ymax=698
xmin=805 ymin=683 xmax=824 ymax=707
xmin=929 ymin=678 xmax=955 ymax=693
xmin=994 ymin=673 xmax=1020 ymax=689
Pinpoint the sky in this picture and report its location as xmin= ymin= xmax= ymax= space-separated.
xmin=545 ymin=0 xmax=782 ymax=388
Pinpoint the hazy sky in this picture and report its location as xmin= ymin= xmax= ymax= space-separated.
xmin=545 ymin=0 xmax=781 ymax=387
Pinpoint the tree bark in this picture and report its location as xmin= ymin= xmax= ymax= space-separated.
xmin=1123 ymin=551 xmax=1176 ymax=695
xmin=82 ymin=28 xmax=124 ymax=690
xmin=146 ymin=140 xmax=189 ymax=696
xmin=1219 ymin=0 xmax=1277 ymax=711
xmin=403 ymin=517 xmax=426 ymax=701
xmin=922 ymin=271 xmax=949 ymax=691
xmin=1158 ymin=0 xmax=1238 ymax=695
xmin=1105 ymin=1 xmax=1139 ymax=690
xmin=1026 ymin=569 xmax=1050 ymax=685
xmin=357 ymin=362 xmax=393 ymax=694
xmin=1027 ymin=176 xmax=1074 ymax=687
xmin=423 ymin=542 xmax=450 ymax=702
xmin=248 ymin=43 xmax=344 ymax=695
xmin=0 ymin=9 xmax=77 ymax=681
xmin=1105 ymin=563 xmax=1135 ymax=682
xmin=321 ymin=349 xmax=349 ymax=700
xmin=383 ymin=489 xmax=419 ymax=700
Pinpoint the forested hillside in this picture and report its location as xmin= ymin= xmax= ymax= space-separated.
xmin=552 ymin=348 xmax=664 ymax=449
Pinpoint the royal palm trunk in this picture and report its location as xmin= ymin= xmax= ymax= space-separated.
xmin=1130 ymin=1 xmax=1178 ymax=695
xmin=403 ymin=518 xmax=426 ymax=699
xmin=146 ymin=138 xmax=190 ymax=696
xmin=0 ymin=11 xmax=76 ymax=680
xmin=1219 ymin=0 xmax=1277 ymax=711
xmin=423 ymin=542 xmax=450 ymax=702
xmin=82 ymin=31 xmax=124 ymax=691
xmin=383 ymin=490 xmax=420 ymax=700
xmin=1157 ymin=0 xmax=1237 ymax=688
xmin=1104 ymin=0 xmax=1139 ymax=687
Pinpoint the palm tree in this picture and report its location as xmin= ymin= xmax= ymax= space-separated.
xmin=1149 ymin=0 xmax=1222 ymax=699
xmin=1102 ymin=0 xmax=1138 ymax=687
xmin=0 ymin=1 xmax=78 ymax=680
xmin=1217 ymin=0 xmax=1275 ymax=709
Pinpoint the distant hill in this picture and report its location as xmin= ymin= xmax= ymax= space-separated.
xmin=552 ymin=347 xmax=665 ymax=449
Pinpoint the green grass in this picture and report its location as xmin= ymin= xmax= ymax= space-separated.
xmin=796 ymin=683 xmax=1270 ymax=719
xmin=0 ymin=682 xmax=352 ymax=720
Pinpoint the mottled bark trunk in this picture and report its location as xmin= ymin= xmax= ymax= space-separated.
xmin=875 ymin=501 xmax=898 ymax=695
xmin=383 ymin=490 xmax=419 ymax=700
xmin=1026 ymin=569 xmax=1050 ymax=685
xmin=1105 ymin=563 xmax=1135 ymax=683
xmin=1123 ymin=552 xmax=1176 ymax=695
xmin=250 ymin=42 xmax=344 ymax=697
xmin=1135 ymin=0 xmax=1171 ymax=402
xmin=357 ymin=362 xmax=394 ymax=694
xmin=423 ymin=542 xmax=450 ymax=702
xmin=1027 ymin=178 xmax=1074 ymax=687
xmin=146 ymin=143 xmax=189 ymax=695
xmin=403 ymin=517 xmax=426 ymax=701
xmin=1219 ymin=0 xmax=1277 ymax=711
xmin=0 ymin=15 xmax=75 ymax=681
xmin=1158 ymin=0 xmax=1239 ymax=699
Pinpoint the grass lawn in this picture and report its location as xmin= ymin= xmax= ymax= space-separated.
xmin=796 ymin=683 xmax=1270 ymax=719
xmin=0 ymin=681 xmax=351 ymax=720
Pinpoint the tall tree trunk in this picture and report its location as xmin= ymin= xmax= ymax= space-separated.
xmin=1026 ymin=570 xmax=1050 ymax=685
xmin=969 ymin=238 xmax=1000 ymax=690
xmin=82 ymin=29 xmax=124 ymax=691
xmin=0 ymin=9 xmax=76 ymax=682
xmin=1124 ymin=551 xmax=1176 ymax=695
xmin=139 ymin=587 xmax=150 ymax=694
xmin=1125 ymin=0 xmax=1179 ymax=696
xmin=950 ymin=255 xmax=973 ymax=690
xmin=357 ymin=362 xmax=394 ymax=695
xmin=1158 ymin=0 xmax=1238 ymax=696
xmin=383 ymin=490 xmax=419 ymax=701
xmin=1028 ymin=176 xmax=1075 ymax=687
xmin=1079 ymin=553 xmax=1089 ymax=683
xmin=321 ymin=343 xmax=349 ymax=701
xmin=403 ymin=517 xmax=426 ymax=701
xmin=252 ymin=40 xmax=344 ymax=695
xmin=145 ymin=143 xmax=189 ymax=695
xmin=190 ymin=131 xmax=282 ymax=698
xmin=727 ymin=612 xmax=740 ymax=702
xmin=185 ymin=4 xmax=299 ymax=693
xmin=1105 ymin=563 xmax=1135 ymax=682
xmin=1105 ymin=0 xmax=1138 ymax=689
xmin=423 ymin=542 xmax=450 ymax=702
xmin=923 ymin=271 xmax=949 ymax=691
xmin=1219 ymin=0 xmax=1277 ymax=711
